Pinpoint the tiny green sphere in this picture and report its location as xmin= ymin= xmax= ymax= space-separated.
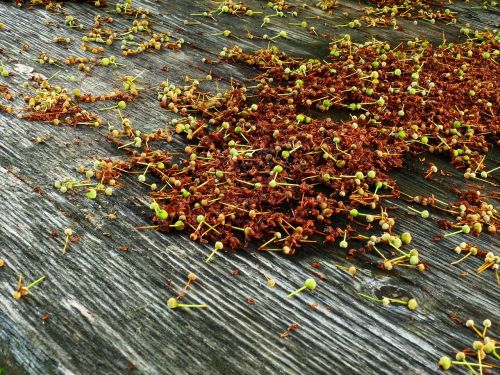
xmin=196 ymin=215 xmax=205 ymax=223
xmin=304 ymin=278 xmax=317 ymax=290
xmin=215 ymin=170 xmax=224 ymax=178
xmin=273 ymin=165 xmax=283 ymax=173
xmin=157 ymin=162 xmax=165 ymax=169
xmin=472 ymin=341 xmax=484 ymax=350
xmin=156 ymin=210 xmax=168 ymax=220
xmin=391 ymin=237 xmax=402 ymax=248
xmin=394 ymin=68 xmax=402 ymax=76
xmin=355 ymin=171 xmax=364 ymax=179
xmin=349 ymin=209 xmax=359 ymax=217
xmin=409 ymin=255 xmax=419 ymax=265
xmin=254 ymin=182 xmax=262 ymax=189
xmin=281 ymin=150 xmax=290 ymax=158
xmin=104 ymin=187 xmax=113 ymax=196
xmin=401 ymin=232 xmax=412 ymax=245
xmin=421 ymin=210 xmax=430 ymax=219
xmin=367 ymin=170 xmax=376 ymax=179
xmin=167 ymin=297 xmax=179 ymax=309
xmin=269 ymin=180 xmax=278 ymax=188
xmin=409 ymin=248 xmax=419 ymax=257
xmin=484 ymin=342 xmax=495 ymax=354
xmin=407 ymin=298 xmax=418 ymax=310
xmin=461 ymin=224 xmax=471 ymax=234
xmin=101 ymin=57 xmax=110 ymax=66
xmin=339 ymin=240 xmax=348 ymax=248
xmin=173 ymin=220 xmax=185 ymax=230
xmin=86 ymin=188 xmax=97 ymax=200
xmin=438 ymin=356 xmax=452 ymax=370
xmin=117 ymin=100 xmax=127 ymax=110
xmin=455 ymin=352 xmax=466 ymax=361
xmin=138 ymin=174 xmax=146 ymax=183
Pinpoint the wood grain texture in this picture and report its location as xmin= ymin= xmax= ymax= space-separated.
xmin=0 ymin=0 xmax=498 ymax=374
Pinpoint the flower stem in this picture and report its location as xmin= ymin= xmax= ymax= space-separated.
xmin=287 ymin=285 xmax=306 ymax=298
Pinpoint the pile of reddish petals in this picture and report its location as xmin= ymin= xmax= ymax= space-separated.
xmin=114 ymin=31 xmax=498 ymax=255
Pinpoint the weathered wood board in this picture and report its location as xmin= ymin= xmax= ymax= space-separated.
xmin=0 ymin=0 xmax=498 ymax=374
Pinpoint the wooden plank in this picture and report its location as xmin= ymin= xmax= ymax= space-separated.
xmin=0 ymin=0 xmax=498 ymax=374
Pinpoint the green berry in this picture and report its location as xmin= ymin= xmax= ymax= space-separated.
xmin=438 ymin=354 xmax=451 ymax=368
xmin=304 ymin=278 xmax=317 ymax=290
xmin=273 ymin=165 xmax=283 ymax=174
xmin=167 ymin=297 xmax=179 ymax=308
xmin=156 ymin=209 xmax=168 ymax=220
xmin=86 ymin=188 xmax=97 ymax=199
xmin=172 ymin=220 xmax=185 ymax=230
xmin=401 ymin=232 xmax=412 ymax=244
xmin=407 ymin=298 xmax=418 ymax=310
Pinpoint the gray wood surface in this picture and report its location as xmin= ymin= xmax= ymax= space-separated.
xmin=0 ymin=0 xmax=498 ymax=374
